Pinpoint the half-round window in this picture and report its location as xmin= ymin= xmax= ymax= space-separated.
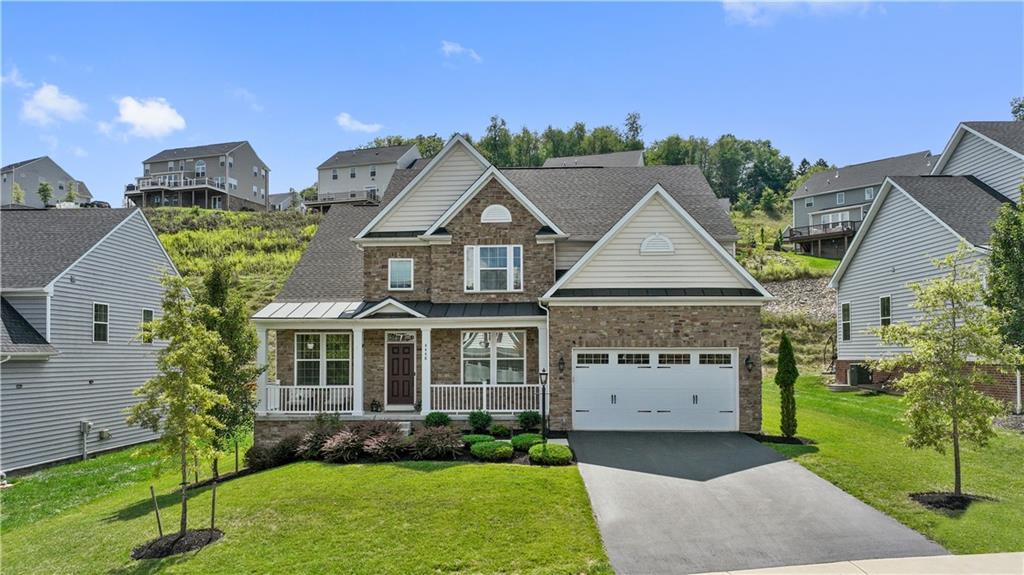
xmin=481 ymin=204 xmax=512 ymax=223
xmin=640 ymin=233 xmax=674 ymax=255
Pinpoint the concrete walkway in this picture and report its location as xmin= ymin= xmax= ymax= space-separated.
xmin=570 ymin=432 xmax=946 ymax=575
xmin=695 ymin=552 xmax=1024 ymax=574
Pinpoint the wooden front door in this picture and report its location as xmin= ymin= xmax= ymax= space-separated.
xmin=387 ymin=342 xmax=415 ymax=405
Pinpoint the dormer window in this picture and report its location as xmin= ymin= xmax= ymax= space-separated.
xmin=640 ymin=233 xmax=674 ymax=255
xmin=480 ymin=204 xmax=512 ymax=223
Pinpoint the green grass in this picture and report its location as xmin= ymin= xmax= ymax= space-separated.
xmin=761 ymin=375 xmax=1024 ymax=554
xmin=2 ymin=461 xmax=611 ymax=574
xmin=789 ymin=253 xmax=839 ymax=274
xmin=730 ymin=210 xmax=841 ymax=282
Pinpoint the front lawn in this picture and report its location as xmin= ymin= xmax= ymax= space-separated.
xmin=761 ymin=375 xmax=1024 ymax=554
xmin=2 ymin=461 xmax=611 ymax=574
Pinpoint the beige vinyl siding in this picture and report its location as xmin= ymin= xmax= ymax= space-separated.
xmin=555 ymin=241 xmax=594 ymax=270
xmin=940 ymin=131 xmax=1024 ymax=203
xmin=562 ymin=195 xmax=747 ymax=290
xmin=375 ymin=145 xmax=486 ymax=232
xmin=835 ymin=187 xmax=984 ymax=360
xmin=0 ymin=212 xmax=171 ymax=472
xmin=3 ymin=293 xmax=47 ymax=337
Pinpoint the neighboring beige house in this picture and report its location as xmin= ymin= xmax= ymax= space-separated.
xmin=1 ymin=156 xmax=92 ymax=208
xmin=308 ymin=144 xmax=421 ymax=213
xmin=124 ymin=141 xmax=270 ymax=211
xmin=252 ymin=136 xmax=770 ymax=444
xmin=542 ymin=149 xmax=645 ymax=167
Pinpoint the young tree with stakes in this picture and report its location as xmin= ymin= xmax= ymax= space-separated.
xmin=874 ymin=245 xmax=1016 ymax=497
xmin=775 ymin=332 xmax=799 ymax=438
xmin=127 ymin=275 xmax=229 ymax=534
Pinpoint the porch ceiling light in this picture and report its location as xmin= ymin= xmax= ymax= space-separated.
xmin=306 ymin=342 xmax=315 ymax=350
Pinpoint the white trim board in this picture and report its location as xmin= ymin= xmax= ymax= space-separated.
xmin=354 ymin=298 xmax=427 ymax=319
xmin=541 ymin=184 xmax=772 ymax=300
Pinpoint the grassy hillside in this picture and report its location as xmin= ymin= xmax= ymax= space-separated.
xmin=145 ymin=208 xmax=319 ymax=313
xmin=761 ymin=311 xmax=835 ymax=371
xmin=731 ymin=210 xmax=839 ymax=282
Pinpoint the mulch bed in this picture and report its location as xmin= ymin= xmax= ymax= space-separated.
xmin=745 ymin=433 xmax=815 ymax=445
xmin=910 ymin=492 xmax=994 ymax=512
xmin=131 ymin=528 xmax=223 ymax=560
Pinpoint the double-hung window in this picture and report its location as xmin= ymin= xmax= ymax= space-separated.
xmin=370 ymin=166 xmax=377 ymax=178
xmin=865 ymin=187 xmax=875 ymax=201
xmin=805 ymin=197 xmax=814 ymax=208
xmin=464 ymin=245 xmax=523 ymax=292
xmin=841 ymin=303 xmax=852 ymax=341
xmin=195 ymin=160 xmax=206 ymax=177
xmin=141 ymin=309 xmax=154 ymax=343
xmin=93 ymin=303 xmax=109 ymax=342
xmin=331 ymin=168 xmax=338 ymax=180
xmin=349 ymin=167 xmax=356 ymax=179
xmin=836 ymin=191 xmax=846 ymax=205
xmin=388 ymin=258 xmax=414 ymax=290
xmin=879 ymin=296 xmax=892 ymax=327
xmin=462 ymin=331 xmax=526 ymax=385
xmin=295 ymin=333 xmax=351 ymax=386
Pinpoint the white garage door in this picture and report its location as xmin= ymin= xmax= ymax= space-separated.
xmin=572 ymin=349 xmax=739 ymax=431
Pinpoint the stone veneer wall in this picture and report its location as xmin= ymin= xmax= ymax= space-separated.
xmin=835 ymin=359 xmax=1020 ymax=405
xmin=547 ymin=305 xmax=763 ymax=432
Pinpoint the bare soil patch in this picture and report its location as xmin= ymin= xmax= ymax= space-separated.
xmin=131 ymin=528 xmax=223 ymax=560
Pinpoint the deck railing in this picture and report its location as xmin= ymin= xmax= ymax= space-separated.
xmin=431 ymin=384 xmax=542 ymax=414
xmin=133 ymin=176 xmax=227 ymax=191
xmin=784 ymin=220 xmax=860 ymax=240
xmin=264 ymin=384 xmax=354 ymax=414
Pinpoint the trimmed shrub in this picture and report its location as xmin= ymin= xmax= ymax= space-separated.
xmin=517 ymin=411 xmax=542 ymax=432
xmin=296 ymin=413 xmax=345 ymax=460
xmin=353 ymin=420 xmax=402 ymax=438
xmin=244 ymin=444 xmax=275 ymax=471
xmin=321 ymin=429 xmax=364 ymax=463
xmin=408 ymin=426 xmax=463 ymax=460
xmin=424 ymin=412 xmax=451 ymax=428
xmin=489 ymin=424 xmax=511 ymax=438
xmin=510 ymin=433 xmax=544 ymax=452
xmin=467 ymin=410 xmax=493 ymax=433
xmin=470 ymin=440 xmax=514 ymax=462
xmin=463 ymin=434 xmax=495 ymax=448
xmin=363 ymin=430 xmax=407 ymax=462
xmin=244 ymin=433 xmax=303 ymax=471
xmin=528 ymin=443 xmax=573 ymax=466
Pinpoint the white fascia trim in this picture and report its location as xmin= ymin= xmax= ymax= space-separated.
xmin=353 ymin=298 xmax=426 ymax=319
xmin=354 ymin=135 xmax=490 ymax=239
xmin=45 ymin=209 xmax=156 ymax=290
xmin=352 ymin=236 xmax=450 ymax=247
xmin=542 ymin=297 xmax=767 ymax=307
xmin=2 ymin=351 xmax=58 ymax=359
xmin=423 ymin=166 xmax=566 ymax=237
xmin=1 ymin=287 xmax=52 ymax=295
xmin=541 ymin=184 xmax=772 ymax=300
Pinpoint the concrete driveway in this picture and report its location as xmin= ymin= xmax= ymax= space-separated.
xmin=570 ymin=432 xmax=946 ymax=575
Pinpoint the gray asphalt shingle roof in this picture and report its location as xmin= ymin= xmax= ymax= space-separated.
xmin=963 ymin=121 xmax=1024 ymax=157
xmin=0 ymin=208 xmax=138 ymax=289
xmin=1 ymin=297 xmax=56 ymax=355
xmin=144 ymin=142 xmax=246 ymax=163
xmin=317 ymin=145 xmax=417 ymax=170
xmin=888 ymin=175 xmax=1013 ymax=246
xmin=792 ymin=151 xmax=935 ymax=199
xmin=542 ymin=150 xmax=645 ymax=168
xmin=1 ymin=157 xmax=45 ymax=173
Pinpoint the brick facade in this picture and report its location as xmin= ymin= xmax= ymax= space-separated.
xmin=430 ymin=327 xmax=540 ymax=386
xmin=547 ymin=305 xmax=763 ymax=432
xmin=363 ymin=246 xmax=433 ymax=301
xmin=835 ymin=359 xmax=1020 ymax=405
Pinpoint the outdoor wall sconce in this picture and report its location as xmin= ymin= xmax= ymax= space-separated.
xmin=744 ymin=355 xmax=755 ymax=372
xmin=557 ymin=356 xmax=566 ymax=373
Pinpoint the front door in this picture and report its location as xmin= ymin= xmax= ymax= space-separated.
xmin=387 ymin=342 xmax=415 ymax=406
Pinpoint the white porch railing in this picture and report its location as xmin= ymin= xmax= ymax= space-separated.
xmin=265 ymin=384 xmax=354 ymax=414
xmin=431 ymin=384 xmax=542 ymax=414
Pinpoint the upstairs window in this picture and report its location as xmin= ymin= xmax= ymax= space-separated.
xmin=370 ymin=166 xmax=377 ymax=178
xmin=93 ymin=303 xmax=109 ymax=343
xmin=219 ymin=156 xmax=225 ymax=167
xmin=388 ymin=258 xmax=414 ymax=291
xmin=841 ymin=303 xmax=852 ymax=341
xmin=865 ymin=187 xmax=875 ymax=201
xmin=879 ymin=296 xmax=892 ymax=327
xmin=253 ymin=165 xmax=258 ymax=177
xmin=331 ymin=168 xmax=338 ymax=180
xmin=349 ymin=167 xmax=357 ymax=179
xmin=805 ymin=197 xmax=814 ymax=208
xmin=142 ymin=309 xmax=155 ymax=343
xmin=464 ymin=245 xmax=523 ymax=292
xmin=836 ymin=191 xmax=846 ymax=205
xmin=195 ymin=160 xmax=206 ymax=177
xmin=167 ymin=161 xmax=175 ymax=171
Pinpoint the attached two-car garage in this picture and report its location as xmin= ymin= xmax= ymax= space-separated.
xmin=572 ymin=348 xmax=739 ymax=431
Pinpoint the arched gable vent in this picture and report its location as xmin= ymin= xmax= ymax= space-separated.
xmin=640 ymin=233 xmax=674 ymax=255
xmin=481 ymin=204 xmax=512 ymax=223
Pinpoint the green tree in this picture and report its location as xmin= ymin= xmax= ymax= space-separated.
xmin=733 ymin=192 xmax=754 ymax=217
xmin=126 ymin=275 xmax=228 ymax=534
xmin=707 ymin=134 xmax=748 ymax=202
xmin=299 ymin=184 xmax=318 ymax=202
xmin=583 ymin=125 xmax=625 ymax=155
xmin=743 ymin=140 xmax=794 ymax=200
xmin=478 ymin=115 xmax=513 ymax=166
xmin=985 ymin=199 xmax=1024 ymax=413
xmin=786 ymin=163 xmax=832 ymax=196
xmin=646 ymin=135 xmax=711 ymax=172
xmin=813 ymin=158 xmax=830 ymax=169
xmin=37 ymin=181 xmax=53 ymax=206
xmin=623 ymin=112 xmax=644 ymax=150
xmin=759 ymin=187 xmax=784 ymax=218
xmin=775 ymin=332 xmax=799 ymax=438
xmin=63 ymin=181 xmax=78 ymax=203
xmin=511 ymin=127 xmax=543 ymax=167
xmin=874 ymin=245 xmax=1015 ymax=496
xmin=288 ymin=189 xmax=303 ymax=210
xmin=1011 ymin=97 xmax=1024 ymax=121
xmin=11 ymin=181 xmax=25 ymax=205
xmin=199 ymin=262 xmax=265 ymax=475
xmin=796 ymin=158 xmax=811 ymax=177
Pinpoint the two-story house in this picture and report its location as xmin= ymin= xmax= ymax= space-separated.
xmin=2 ymin=156 xmax=92 ymax=208
xmin=786 ymin=151 xmax=935 ymax=259
xmin=0 ymin=207 xmax=179 ymax=473
xmin=251 ymin=136 xmax=771 ymax=444
xmin=124 ymin=141 xmax=270 ymax=211
xmin=307 ymin=144 xmax=422 ymax=213
xmin=830 ymin=121 xmax=1023 ymax=412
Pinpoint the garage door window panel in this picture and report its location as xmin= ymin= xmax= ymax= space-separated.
xmin=659 ymin=353 xmax=690 ymax=365
xmin=618 ymin=353 xmax=650 ymax=365
xmin=577 ymin=353 xmax=609 ymax=366
xmin=699 ymin=353 xmax=732 ymax=365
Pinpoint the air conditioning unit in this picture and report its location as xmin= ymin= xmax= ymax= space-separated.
xmin=848 ymin=364 xmax=872 ymax=386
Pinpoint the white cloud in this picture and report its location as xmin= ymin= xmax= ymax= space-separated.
xmin=335 ymin=112 xmax=382 ymax=133
xmin=21 ymin=83 xmax=86 ymax=126
xmin=722 ymin=1 xmax=874 ymax=27
xmin=115 ymin=96 xmax=186 ymax=138
xmin=1 ymin=66 xmax=33 ymax=89
xmin=72 ymin=146 xmax=88 ymax=157
xmin=441 ymin=40 xmax=482 ymax=63
xmin=231 ymin=87 xmax=264 ymax=112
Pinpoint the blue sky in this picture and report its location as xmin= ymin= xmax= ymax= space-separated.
xmin=2 ymin=2 xmax=1021 ymax=204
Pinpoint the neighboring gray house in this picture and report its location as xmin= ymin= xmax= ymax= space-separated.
xmin=269 ymin=192 xmax=303 ymax=212
xmin=1 ymin=156 xmax=92 ymax=208
xmin=786 ymin=151 xmax=935 ymax=259
xmin=124 ymin=141 xmax=271 ymax=211
xmin=542 ymin=149 xmax=645 ymax=167
xmin=309 ymin=144 xmax=421 ymax=213
xmin=830 ymin=120 xmax=1022 ymax=411
xmin=0 ymin=208 xmax=179 ymax=473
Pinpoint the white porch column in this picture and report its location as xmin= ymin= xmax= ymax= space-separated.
xmin=255 ymin=325 xmax=268 ymax=415
xmin=420 ymin=327 xmax=432 ymax=413
xmin=538 ymin=322 xmax=550 ymax=412
xmin=352 ymin=327 xmax=364 ymax=415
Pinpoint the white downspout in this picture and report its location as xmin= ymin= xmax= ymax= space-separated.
xmin=1016 ymin=369 xmax=1021 ymax=415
